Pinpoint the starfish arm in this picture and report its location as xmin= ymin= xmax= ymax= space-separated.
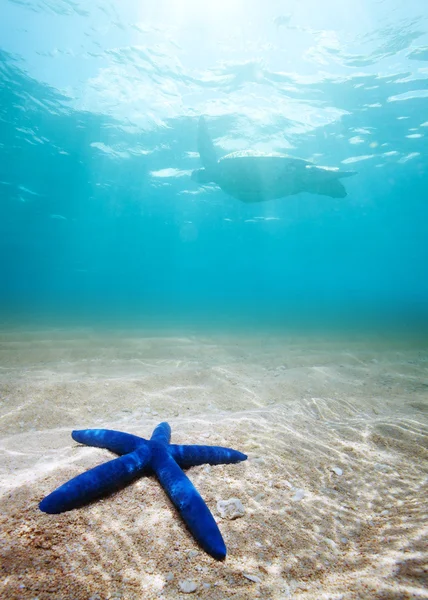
xmin=151 ymin=445 xmax=226 ymax=561
xmin=39 ymin=446 xmax=151 ymax=514
xmin=170 ymin=444 xmax=248 ymax=468
xmin=72 ymin=429 xmax=145 ymax=455
xmin=150 ymin=422 xmax=171 ymax=445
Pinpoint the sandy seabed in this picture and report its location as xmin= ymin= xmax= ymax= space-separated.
xmin=0 ymin=329 xmax=427 ymax=600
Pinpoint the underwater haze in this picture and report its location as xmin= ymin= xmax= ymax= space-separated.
xmin=1 ymin=0 xmax=428 ymax=333
xmin=2 ymin=3 xmax=428 ymax=599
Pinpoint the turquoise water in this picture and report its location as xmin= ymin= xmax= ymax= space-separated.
xmin=1 ymin=0 xmax=427 ymax=332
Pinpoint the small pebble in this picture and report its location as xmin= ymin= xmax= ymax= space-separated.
xmin=243 ymin=573 xmax=262 ymax=584
xmin=324 ymin=537 xmax=338 ymax=550
xmin=166 ymin=573 xmax=174 ymax=582
xmin=217 ymin=498 xmax=245 ymax=519
xmin=292 ymin=489 xmax=305 ymax=502
xmin=179 ymin=580 xmax=198 ymax=593
xmin=341 ymin=537 xmax=348 ymax=544
xmin=332 ymin=467 xmax=343 ymax=476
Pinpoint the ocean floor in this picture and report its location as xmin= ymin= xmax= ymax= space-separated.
xmin=0 ymin=329 xmax=427 ymax=599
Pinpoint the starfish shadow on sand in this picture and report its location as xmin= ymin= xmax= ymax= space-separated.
xmin=39 ymin=422 xmax=247 ymax=560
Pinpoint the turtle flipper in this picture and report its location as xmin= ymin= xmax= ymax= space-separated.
xmin=336 ymin=169 xmax=357 ymax=179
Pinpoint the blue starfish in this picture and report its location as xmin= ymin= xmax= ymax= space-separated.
xmin=39 ymin=422 xmax=247 ymax=560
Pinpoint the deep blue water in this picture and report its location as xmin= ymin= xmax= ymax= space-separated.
xmin=1 ymin=0 xmax=427 ymax=332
